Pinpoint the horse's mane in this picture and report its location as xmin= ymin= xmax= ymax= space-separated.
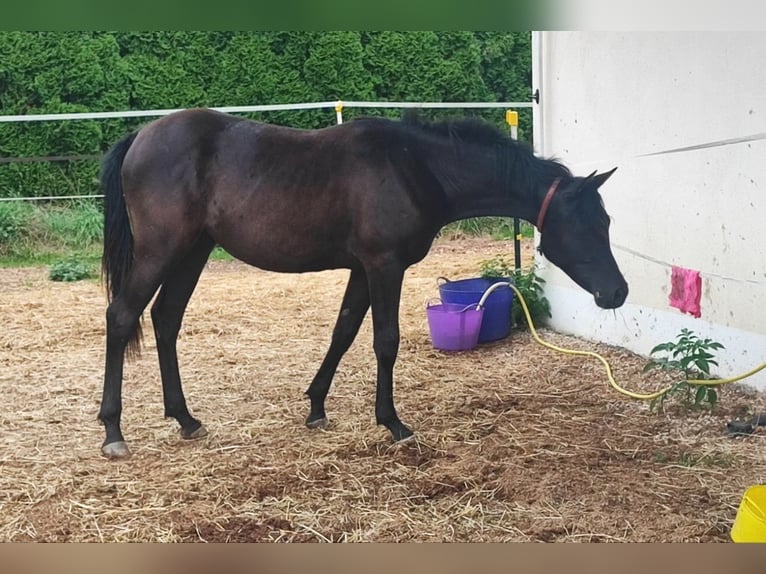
xmin=367 ymin=111 xmax=573 ymax=189
xmin=401 ymin=111 xmax=508 ymax=147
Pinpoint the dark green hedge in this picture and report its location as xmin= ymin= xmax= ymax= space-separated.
xmin=0 ymin=31 xmax=531 ymax=198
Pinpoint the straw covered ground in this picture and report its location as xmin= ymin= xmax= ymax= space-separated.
xmin=1 ymin=236 xmax=765 ymax=543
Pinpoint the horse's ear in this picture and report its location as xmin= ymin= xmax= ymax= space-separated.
xmin=572 ymin=170 xmax=598 ymax=193
xmin=592 ymin=167 xmax=618 ymax=188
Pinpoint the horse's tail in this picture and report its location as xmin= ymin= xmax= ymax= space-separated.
xmin=101 ymin=131 xmax=141 ymax=355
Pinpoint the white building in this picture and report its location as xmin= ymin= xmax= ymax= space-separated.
xmin=532 ymin=31 xmax=766 ymax=390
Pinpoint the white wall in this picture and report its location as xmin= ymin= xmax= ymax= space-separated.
xmin=533 ymin=31 xmax=766 ymax=390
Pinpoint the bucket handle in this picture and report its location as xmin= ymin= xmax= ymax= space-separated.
xmin=426 ymin=298 xmax=480 ymax=313
xmin=477 ymin=281 xmax=513 ymax=310
xmin=436 ymin=276 xmax=451 ymax=287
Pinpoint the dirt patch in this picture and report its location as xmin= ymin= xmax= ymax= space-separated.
xmin=1 ymin=237 xmax=764 ymax=542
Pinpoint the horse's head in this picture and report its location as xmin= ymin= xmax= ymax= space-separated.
xmin=537 ymin=168 xmax=628 ymax=309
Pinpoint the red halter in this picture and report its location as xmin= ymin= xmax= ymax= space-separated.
xmin=536 ymin=177 xmax=561 ymax=231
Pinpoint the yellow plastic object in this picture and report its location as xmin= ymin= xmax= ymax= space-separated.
xmin=505 ymin=110 xmax=518 ymax=127
xmin=731 ymin=485 xmax=766 ymax=542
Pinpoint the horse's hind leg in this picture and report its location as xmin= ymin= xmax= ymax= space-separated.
xmin=100 ymin=263 xmax=168 ymax=459
xmin=151 ymin=236 xmax=215 ymax=440
xmin=305 ymin=267 xmax=370 ymax=429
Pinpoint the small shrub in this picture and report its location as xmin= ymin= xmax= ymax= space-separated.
xmin=49 ymin=258 xmax=95 ymax=282
xmin=479 ymin=255 xmax=551 ymax=329
xmin=643 ymin=328 xmax=725 ymax=412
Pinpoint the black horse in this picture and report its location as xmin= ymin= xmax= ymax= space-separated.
xmin=98 ymin=108 xmax=628 ymax=458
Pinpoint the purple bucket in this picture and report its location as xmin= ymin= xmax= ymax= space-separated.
xmin=438 ymin=277 xmax=513 ymax=343
xmin=426 ymin=300 xmax=484 ymax=352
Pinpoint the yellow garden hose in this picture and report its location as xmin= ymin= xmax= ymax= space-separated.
xmin=504 ymin=283 xmax=766 ymax=401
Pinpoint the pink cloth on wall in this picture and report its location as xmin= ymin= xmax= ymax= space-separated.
xmin=669 ymin=266 xmax=702 ymax=318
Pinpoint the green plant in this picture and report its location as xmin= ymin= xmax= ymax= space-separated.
xmin=49 ymin=258 xmax=95 ymax=282
xmin=0 ymin=202 xmax=32 ymax=249
xmin=479 ymin=255 xmax=551 ymax=329
xmin=643 ymin=328 xmax=725 ymax=412
xmin=210 ymin=246 xmax=234 ymax=261
xmin=40 ymin=201 xmax=103 ymax=246
xmin=0 ymin=201 xmax=106 ymax=266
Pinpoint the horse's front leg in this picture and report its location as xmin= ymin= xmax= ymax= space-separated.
xmin=365 ymin=259 xmax=413 ymax=442
xmin=305 ymin=266 xmax=370 ymax=429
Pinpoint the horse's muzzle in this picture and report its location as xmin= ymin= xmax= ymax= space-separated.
xmin=594 ymin=283 xmax=628 ymax=309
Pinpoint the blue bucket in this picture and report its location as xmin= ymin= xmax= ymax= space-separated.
xmin=437 ymin=277 xmax=513 ymax=343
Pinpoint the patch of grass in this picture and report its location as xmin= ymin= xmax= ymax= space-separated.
xmin=441 ymin=217 xmax=534 ymax=240
xmin=210 ymin=246 xmax=234 ymax=262
xmin=653 ymin=451 xmax=670 ymax=464
xmin=49 ymin=257 xmax=96 ymax=282
xmin=653 ymin=450 xmax=734 ymax=468
xmin=0 ymin=201 xmax=34 ymax=255
xmin=0 ymin=200 xmax=103 ymax=266
xmin=40 ymin=200 xmax=102 ymax=247
xmin=0 ymin=248 xmax=100 ymax=269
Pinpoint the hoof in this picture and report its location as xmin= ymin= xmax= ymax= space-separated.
xmin=383 ymin=419 xmax=414 ymax=443
xmin=181 ymin=425 xmax=209 ymax=440
xmin=102 ymin=441 xmax=131 ymax=459
xmin=306 ymin=416 xmax=329 ymax=430
xmin=393 ymin=432 xmax=416 ymax=445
